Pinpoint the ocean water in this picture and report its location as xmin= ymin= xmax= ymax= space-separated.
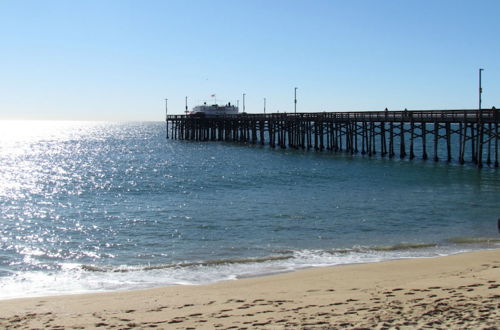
xmin=0 ymin=120 xmax=499 ymax=300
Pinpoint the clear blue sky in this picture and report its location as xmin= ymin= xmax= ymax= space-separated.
xmin=1 ymin=0 xmax=499 ymax=120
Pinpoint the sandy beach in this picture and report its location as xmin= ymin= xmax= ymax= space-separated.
xmin=0 ymin=249 xmax=498 ymax=329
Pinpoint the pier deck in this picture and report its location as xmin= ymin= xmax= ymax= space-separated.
xmin=166 ymin=108 xmax=500 ymax=168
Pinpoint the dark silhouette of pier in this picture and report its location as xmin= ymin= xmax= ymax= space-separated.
xmin=166 ymin=108 xmax=500 ymax=168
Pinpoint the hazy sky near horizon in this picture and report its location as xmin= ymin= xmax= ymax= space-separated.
xmin=1 ymin=0 xmax=499 ymax=120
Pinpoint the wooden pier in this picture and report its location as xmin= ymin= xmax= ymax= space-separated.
xmin=166 ymin=108 xmax=500 ymax=168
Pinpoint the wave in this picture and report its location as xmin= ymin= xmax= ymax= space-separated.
xmin=447 ymin=237 xmax=500 ymax=244
xmin=81 ymin=255 xmax=293 ymax=273
xmin=370 ymin=242 xmax=438 ymax=251
xmin=2 ymin=239 xmax=495 ymax=300
xmin=80 ymin=242 xmax=441 ymax=273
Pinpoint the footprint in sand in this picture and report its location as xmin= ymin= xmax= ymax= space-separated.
xmin=237 ymin=305 xmax=251 ymax=309
xmin=168 ymin=318 xmax=185 ymax=324
xmin=252 ymin=321 xmax=271 ymax=326
xmin=94 ymin=322 xmax=109 ymax=327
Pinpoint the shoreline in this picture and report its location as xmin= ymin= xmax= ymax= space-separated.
xmin=1 ymin=249 xmax=498 ymax=329
xmin=1 ymin=244 xmax=497 ymax=302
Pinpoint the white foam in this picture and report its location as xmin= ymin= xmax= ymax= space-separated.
xmin=0 ymin=245 xmax=477 ymax=300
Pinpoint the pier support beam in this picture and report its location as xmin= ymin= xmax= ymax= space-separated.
xmin=422 ymin=122 xmax=428 ymax=160
xmin=434 ymin=122 xmax=439 ymax=162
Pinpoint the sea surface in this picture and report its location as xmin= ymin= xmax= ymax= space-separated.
xmin=0 ymin=120 xmax=499 ymax=300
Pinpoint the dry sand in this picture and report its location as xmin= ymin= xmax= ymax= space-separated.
xmin=0 ymin=249 xmax=499 ymax=329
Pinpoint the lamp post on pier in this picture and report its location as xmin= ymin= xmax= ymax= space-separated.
xmin=264 ymin=97 xmax=266 ymax=114
xmin=185 ymin=96 xmax=188 ymax=115
xmin=479 ymin=68 xmax=484 ymax=112
xmin=165 ymin=98 xmax=168 ymax=139
xmin=294 ymin=87 xmax=298 ymax=114
xmin=477 ymin=68 xmax=484 ymax=167
xmin=243 ymin=93 xmax=246 ymax=113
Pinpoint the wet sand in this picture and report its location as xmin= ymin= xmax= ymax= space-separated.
xmin=0 ymin=249 xmax=499 ymax=329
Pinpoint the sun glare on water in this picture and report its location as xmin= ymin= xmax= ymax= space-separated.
xmin=0 ymin=120 xmax=97 ymax=199
xmin=0 ymin=120 xmax=88 ymax=145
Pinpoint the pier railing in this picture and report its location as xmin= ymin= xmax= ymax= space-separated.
xmin=168 ymin=109 xmax=499 ymax=123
